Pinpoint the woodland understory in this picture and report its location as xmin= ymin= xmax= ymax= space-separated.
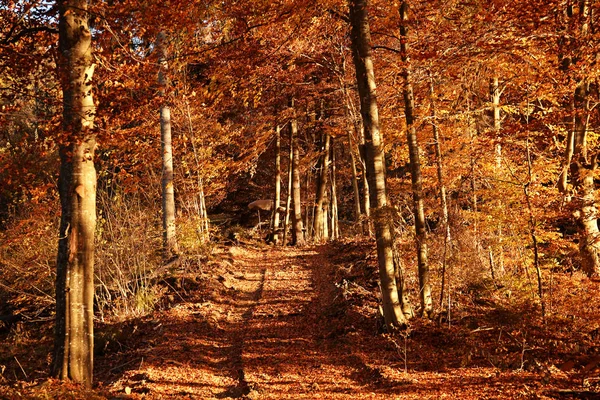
xmin=2 ymin=0 xmax=600 ymax=398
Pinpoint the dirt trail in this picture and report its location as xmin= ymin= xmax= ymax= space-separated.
xmin=96 ymin=243 xmax=561 ymax=400
xmin=101 ymin=244 xmax=389 ymax=399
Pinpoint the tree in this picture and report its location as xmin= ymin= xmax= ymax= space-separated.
xmin=399 ymin=1 xmax=432 ymax=317
xmin=349 ymin=0 xmax=409 ymax=329
xmin=52 ymin=0 xmax=97 ymax=387
xmin=290 ymin=99 xmax=305 ymax=246
xmin=158 ymin=32 xmax=180 ymax=259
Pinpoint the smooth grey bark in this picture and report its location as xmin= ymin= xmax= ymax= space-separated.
xmin=400 ymin=1 xmax=432 ymax=317
xmin=53 ymin=0 xmax=96 ymax=387
xmin=158 ymin=32 xmax=179 ymax=258
xmin=290 ymin=100 xmax=305 ymax=246
xmin=349 ymin=0 xmax=408 ymax=329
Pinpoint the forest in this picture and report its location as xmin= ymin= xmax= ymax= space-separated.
xmin=1 ymin=0 xmax=600 ymax=398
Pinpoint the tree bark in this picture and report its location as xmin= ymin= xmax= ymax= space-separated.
xmin=349 ymin=0 xmax=408 ymax=329
xmin=330 ymin=138 xmax=340 ymax=240
xmin=429 ymin=77 xmax=452 ymax=307
xmin=313 ymin=133 xmax=331 ymax=242
xmin=283 ymin=126 xmax=293 ymax=246
xmin=158 ymin=32 xmax=179 ymax=258
xmin=52 ymin=0 xmax=96 ymax=387
xmin=490 ymin=77 xmax=502 ymax=170
xmin=271 ymin=125 xmax=282 ymax=244
xmin=400 ymin=1 xmax=432 ymax=318
xmin=290 ymin=100 xmax=305 ymax=246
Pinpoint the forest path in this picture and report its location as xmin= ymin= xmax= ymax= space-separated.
xmin=101 ymin=243 xmax=398 ymax=399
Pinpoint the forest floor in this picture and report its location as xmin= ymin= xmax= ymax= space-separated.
xmin=1 ymin=238 xmax=600 ymax=399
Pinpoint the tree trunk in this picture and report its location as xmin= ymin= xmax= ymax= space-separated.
xmin=348 ymin=129 xmax=362 ymax=224
xmin=283 ymin=126 xmax=294 ymax=246
xmin=314 ymin=133 xmax=331 ymax=242
xmin=490 ymin=77 xmax=502 ymax=170
xmin=52 ymin=0 xmax=96 ymax=387
xmin=400 ymin=1 xmax=432 ymax=318
xmin=349 ymin=0 xmax=408 ymax=329
xmin=158 ymin=32 xmax=179 ymax=258
xmin=575 ymin=157 xmax=600 ymax=276
xmin=339 ymin=67 xmax=364 ymax=226
xmin=330 ymin=138 xmax=340 ymax=240
xmin=290 ymin=100 xmax=305 ymax=246
xmin=271 ymin=125 xmax=282 ymax=244
xmin=429 ymin=77 xmax=452 ymax=307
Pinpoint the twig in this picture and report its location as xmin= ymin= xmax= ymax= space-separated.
xmin=13 ymin=356 xmax=27 ymax=379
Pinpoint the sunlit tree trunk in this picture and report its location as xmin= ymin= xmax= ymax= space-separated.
xmin=490 ymin=77 xmax=502 ymax=170
xmin=330 ymin=138 xmax=340 ymax=239
xmin=290 ymin=100 xmax=305 ymax=246
xmin=271 ymin=125 xmax=282 ymax=244
xmin=558 ymin=2 xmax=600 ymax=276
xmin=349 ymin=0 xmax=408 ymax=329
xmin=314 ymin=133 xmax=331 ymax=242
xmin=400 ymin=1 xmax=432 ymax=317
xmin=283 ymin=126 xmax=293 ymax=246
xmin=158 ymin=32 xmax=179 ymax=258
xmin=52 ymin=0 xmax=96 ymax=387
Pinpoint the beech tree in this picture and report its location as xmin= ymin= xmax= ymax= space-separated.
xmin=349 ymin=0 xmax=409 ymax=329
xmin=52 ymin=0 xmax=97 ymax=386
xmin=399 ymin=1 xmax=432 ymax=317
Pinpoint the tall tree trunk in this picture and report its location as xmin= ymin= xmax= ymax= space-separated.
xmin=575 ymin=156 xmax=600 ymax=276
xmin=429 ymin=77 xmax=452 ymax=307
xmin=271 ymin=125 xmax=282 ymax=244
xmin=314 ymin=133 xmax=331 ymax=242
xmin=158 ymin=32 xmax=179 ymax=258
xmin=53 ymin=0 xmax=96 ymax=387
xmin=559 ymin=3 xmax=600 ymax=275
xmin=283 ymin=126 xmax=294 ymax=246
xmin=330 ymin=138 xmax=340 ymax=240
xmin=400 ymin=1 xmax=432 ymax=318
xmin=338 ymin=66 xmax=364 ymax=226
xmin=490 ymin=77 xmax=502 ymax=170
xmin=349 ymin=0 xmax=408 ymax=329
xmin=348 ymin=129 xmax=362 ymax=224
xmin=290 ymin=100 xmax=305 ymax=246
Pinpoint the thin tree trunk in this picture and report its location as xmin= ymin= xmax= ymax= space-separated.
xmin=338 ymin=64 xmax=364 ymax=226
xmin=348 ymin=129 xmax=362 ymax=224
xmin=331 ymin=138 xmax=340 ymax=239
xmin=349 ymin=0 xmax=408 ymax=329
xmin=490 ymin=77 xmax=502 ymax=170
xmin=272 ymin=125 xmax=282 ymax=244
xmin=290 ymin=99 xmax=305 ymax=246
xmin=283 ymin=126 xmax=294 ymax=246
xmin=53 ymin=0 xmax=96 ymax=387
xmin=158 ymin=32 xmax=179 ymax=258
xmin=314 ymin=133 xmax=331 ymax=242
xmin=429 ymin=77 xmax=452 ymax=307
xmin=360 ymin=137 xmax=372 ymax=236
xmin=400 ymin=1 xmax=432 ymax=318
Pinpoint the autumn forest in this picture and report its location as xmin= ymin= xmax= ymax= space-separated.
xmin=2 ymin=0 xmax=600 ymax=398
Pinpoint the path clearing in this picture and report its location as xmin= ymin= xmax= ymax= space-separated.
xmin=96 ymin=244 xmax=558 ymax=399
